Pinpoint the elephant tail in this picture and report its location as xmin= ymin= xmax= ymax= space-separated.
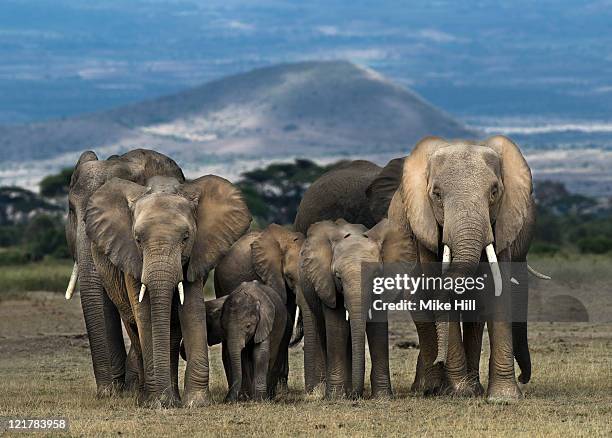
xmin=289 ymin=307 xmax=303 ymax=348
xmin=513 ymin=321 xmax=531 ymax=384
xmin=179 ymin=339 xmax=186 ymax=361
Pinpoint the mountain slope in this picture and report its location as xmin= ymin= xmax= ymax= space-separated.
xmin=0 ymin=61 xmax=475 ymax=163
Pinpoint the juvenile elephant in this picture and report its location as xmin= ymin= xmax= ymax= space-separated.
xmin=85 ymin=175 xmax=251 ymax=407
xmin=204 ymin=281 xmax=288 ymax=402
xmin=368 ymin=135 xmax=547 ymax=402
xmin=298 ymin=218 xmax=414 ymax=398
xmin=214 ymin=223 xmax=304 ymax=388
xmin=65 ymin=149 xmax=184 ymax=396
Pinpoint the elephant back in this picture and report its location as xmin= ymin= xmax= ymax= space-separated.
xmin=294 ymin=160 xmax=382 ymax=234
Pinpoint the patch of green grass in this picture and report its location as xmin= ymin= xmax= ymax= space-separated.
xmin=0 ymin=258 xmax=73 ymax=296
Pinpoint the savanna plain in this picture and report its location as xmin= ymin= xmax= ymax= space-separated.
xmin=0 ymin=255 xmax=610 ymax=437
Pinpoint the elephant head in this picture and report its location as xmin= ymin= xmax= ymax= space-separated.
xmin=221 ymin=282 xmax=277 ymax=401
xmin=85 ymin=174 xmax=251 ymax=398
xmin=251 ymin=224 xmax=304 ymax=303
xmin=65 ymin=149 xmax=184 ymax=393
xmin=369 ymin=135 xmax=534 ymax=365
xmin=300 ymin=218 xmax=414 ymax=397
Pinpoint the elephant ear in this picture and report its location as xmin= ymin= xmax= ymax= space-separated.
xmin=366 ymin=157 xmax=405 ymax=221
xmin=366 ymin=218 xmax=417 ymax=264
xmin=85 ymin=178 xmax=148 ymax=278
xmin=401 ymin=136 xmax=448 ymax=254
xmin=300 ymin=221 xmax=340 ymax=308
xmin=254 ymin=289 xmax=276 ymax=344
xmin=180 ymin=175 xmax=252 ymax=282
xmin=251 ymin=225 xmax=287 ymax=303
xmin=485 ymin=135 xmax=533 ymax=253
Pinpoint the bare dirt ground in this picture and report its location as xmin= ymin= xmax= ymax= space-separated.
xmin=0 ymin=287 xmax=610 ymax=437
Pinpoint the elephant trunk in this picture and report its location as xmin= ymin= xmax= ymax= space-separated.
xmin=345 ymin=279 xmax=366 ymax=398
xmin=226 ymin=341 xmax=244 ymax=401
xmin=436 ymin=210 xmax=491 ymax=365
xmin=141 ymin=251 xmax=182 ymax=407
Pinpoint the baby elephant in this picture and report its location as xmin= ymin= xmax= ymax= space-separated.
xmin=206 ymin=281 xmax=288 ymax=402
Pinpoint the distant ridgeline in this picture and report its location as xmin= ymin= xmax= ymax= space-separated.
xmin=0 ymin=159 xmax=610 ymax=265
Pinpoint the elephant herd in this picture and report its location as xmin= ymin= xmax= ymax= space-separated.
xmin=64 ymin=135 xmax=549 ymax=408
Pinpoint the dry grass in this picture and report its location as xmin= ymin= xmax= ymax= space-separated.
xmin=0 ymin=256 xmax=611 ymax=437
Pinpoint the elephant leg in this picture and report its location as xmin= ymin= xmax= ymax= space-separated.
xmin=123 ymin=322 xmax=145 ymax=398
xmin=221 ymin=341 xmax=232 ymax=387
xmin=411 ymin=321 xmax=444 ymax=395
xmin=277 ymin=296 xmax=295 ymax=394
xmin=486 ymin=319 xmax=522 ymax=402
xmin=105 ymin=294 xmax=127 ymax=391
xmin=77 ymin=252 xmax=115 ymax=396
xmin=124 ymin=343 xmax=141 ymax=393
xmin=298 ymin=293 xmax=326 ymax=393
xmin=463 ymin=321 xmax=485 ymax=396
xmin=170 ymin=303 xmax=181 ymax=401
xmin=322 ymin=304 xmax=351 ymax=398
xmin=252 ymin=339 xmax=271 ymax=401
xmin=240 ymin=349 xmax=254 ymax=400
xmin=366 ymin=320 xmax=392 ymax=398
xmin=178 ymin=279 xmax=211 ymax=408
xmin=444 ymin=320 xmax=474 ymax=396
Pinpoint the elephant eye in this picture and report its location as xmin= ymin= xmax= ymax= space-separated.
xmin=490 ymin=184 xmax=499 ymax=202
xmin=431 ymin=187 xmax=442 ymax=202
xmin=182 ymin=231 xmax=190 ymax=243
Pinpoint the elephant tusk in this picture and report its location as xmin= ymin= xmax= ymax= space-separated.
xmin=139 ymin=284 xmax=146 ymax=303
xmin=442 ymin=245 xmax=451 ymax=273
xmin=345 ymin=310 xmax=349 ymax=321
xmin=293 ymin=306 xmax=300 ymax=335
xmin=65 ymin=262 xmax=78 ymax=300
xmin=178 ymin=282 xmax=184 ymax=305
xmin=528 ymin=264 xmax=551 ymax=280
xmin=485 ymin=244 xmax=503 ymax=297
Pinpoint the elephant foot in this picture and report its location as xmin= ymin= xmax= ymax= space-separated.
xmin=224 ymin=390 xmax=241 ymax=403
xmin=252 ymin=389 xmax=268 ymax=401
xmin=183 ymin=390 xmax=211 ymax=408
xmin=325 ymin=383 xmax=348 ymax=400
xmin=96 ymin=379 xmax=125 ymax=398
xmin=143 ymin=389 xmax=181 ymax=409
xmin=411 ymin=372 xmax=445 ymax=396
xmin=123 ymin=372 xmax=140 ymax=393
xmin=486 ymin=379 xmax=523 ymax=403
xmin=371 ymin=387 xmax=393 ymax=399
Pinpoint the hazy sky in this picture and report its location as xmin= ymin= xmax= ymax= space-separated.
xmin=1 ymin=0 xmax=611 ymax=122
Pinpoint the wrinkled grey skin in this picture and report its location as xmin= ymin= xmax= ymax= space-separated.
xmin=297 ymin=219 xmax=415 ymax=399
xmin=65 ymin=149 xmax=184 ymax=397
xmin=370 ymin=135 xmax=534 ymax=402
xmin=85 ymin=175 xmax=251 ymax=407
xmin=294 ymin=160 xmax=389 ymax=234
xmin=214 ymin=223 xmax=303 ymax=390
xmin=205 ymin=282 xmax=288 ymax=402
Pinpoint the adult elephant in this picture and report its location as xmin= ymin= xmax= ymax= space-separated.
xmin=65 ymin=149 xmax=184 ymax=396
xmin=85 ymin=175 xmax=251 ymax=407
xmin=298 ymin=218 xmax=414 ymax=398
xmin=294 ymin=160 xmax=399 ymax=234
xmin=369 ymin=135 xmax=544 ymax=402
xmin=214 ymin=224 xmax=304 ymax=390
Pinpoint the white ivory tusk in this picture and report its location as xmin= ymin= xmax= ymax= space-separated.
xmin=139 ymin=284 xmax=146 ymax=303
xmin=65 ymin=262 xmax=78 ymax=300
xmin=442 ymin=245 xmax=451 ymax=273
xmin=528 ymin=264 xmax=551 ymax=280
xmin=178 ymin=282 xmax=184 ymax=305
xmin=345 ymin=310 xmax=349 ymax=321
xmin=485 ymin=244 xmax=503 ymax=297
xmin=293 ymin=306 xmax=300 ymax=334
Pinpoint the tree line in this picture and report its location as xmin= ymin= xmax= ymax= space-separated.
xmin=0 ymin=160 xmax=610 ymax=265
